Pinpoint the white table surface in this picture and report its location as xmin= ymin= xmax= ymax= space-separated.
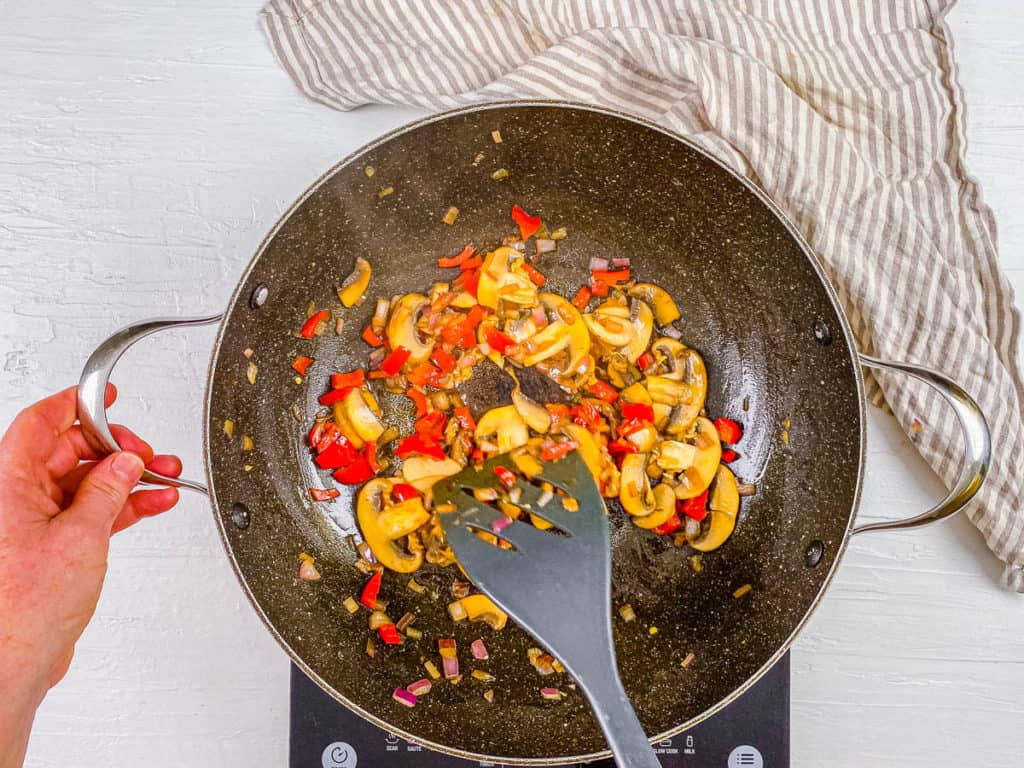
xmin=1 ymin=1 xmax=1022 ymax=766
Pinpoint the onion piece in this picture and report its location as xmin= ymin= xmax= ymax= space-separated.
xmin=681 ymin=652 xmax=696 ymax=668
xmin=612 ymin=257 xmax=631 ymax=268
xmin=424 ymin=660 xmax=441 ymax=680
xmin=589 ymin=257 xmax=609 ymax=271
xmin=535 ymin=238 xmax=556 ymax=254
xmin=407 ymin=679 xmax=432 ymax=696
xmin=540 ymin=687 xmax=565 ymax=701
xmin=618 ymin=604 xmax=636 ymax=623
xmin=343 ymin=596 xmax=359 ymax=614
xmin=483 ymin=689 xmax=495 ymax=703
xmin=368 ymin=610 xmax=391 ymax=630
xmin=442 ymin=656 xmax=459 ymax=680
xmin=684 ymin=517 xmax=701 ymax=537
xmin=736 ymin=481 xmax=757 ymax=497
xmin=393 ymin=688 xmax=417 ymax=708
xmin=472 ymin=669 xmax=495 ymax=682
xmin=661 ymin=324 xmax=683 ymax=339
xmin=471 ymin=639 xmax=489 ymax=660
xmin=448 ymin=600 xmax=468 ymax=622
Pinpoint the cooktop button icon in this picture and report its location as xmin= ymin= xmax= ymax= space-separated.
xmin=727 ymin=745 xmax=763 ymax=768
xmin=321 ymin=741 xmax=357 ymax=768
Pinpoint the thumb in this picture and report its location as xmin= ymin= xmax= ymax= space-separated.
xmin=65 ymin=452 xmax=145 ymax=533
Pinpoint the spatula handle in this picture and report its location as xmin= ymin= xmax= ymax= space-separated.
xmin=574 ymin=660 xmax=662 ymax=768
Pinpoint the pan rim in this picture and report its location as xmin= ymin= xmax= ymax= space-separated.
xmin=203 ymin=99 xmax=867 ymax=765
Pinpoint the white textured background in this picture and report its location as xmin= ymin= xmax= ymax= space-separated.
xmin=1 ymin=1 xmax=1022 ymax=766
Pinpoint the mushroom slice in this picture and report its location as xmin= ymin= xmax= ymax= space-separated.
xmin=628 ymin=283 xmax=681 ymax=325
xmin=687 ymin=465 xmax=740 ymax=552
xmin=673 ymin=417 xmax=722 ymax=499
xmin=387 ymin=293 xmax=434 ymax=363
xmin=357 ymin=479 xmax=425 ymax=573
xmin=475 ymin=406 xmax=529 ymax=452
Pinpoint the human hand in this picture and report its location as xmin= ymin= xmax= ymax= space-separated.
xmin=0 ymin=385 xmax=182 ymax=767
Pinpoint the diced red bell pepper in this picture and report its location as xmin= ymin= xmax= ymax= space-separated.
xmin=318 ymin=386 xmax=353 ymax=406
xmin=362 ymin=325 xmax=385 ymax=347
xmin=301 ymin=309 xmax=331 ymax=339
xmin=522 ymin=263 xmax=546 ymax=286
xmin=571 ymin=285 xmax=592 ymax=310
xmin=292 ymin=356 xmax=314 ymax=376
xmin=333 ymin=455 xmax=375 ymax=485
xmin=637 ymin=351 xmax=655 ymax=372
xmin=407 ymin=362 xmax=446 ymax=389
xmin=438 ymin=244 xmax=474 ymax=268
xmin=590 ymin=280 xmax=609 ymax=297
xmin=395 ymin=433 xmax=446 ymax=461
xmin=678 ymin=489 xmax=710 ymax=522
xmin=309 ymin=487 xmax=340 ymax=502
xmin=545 ymin=403 xmax=570 ymax=425
xmin=453 ymin=406 xmax=476 ymax=431
xmin=621 ymin=403 xmax=654 ymax=423
xmin=652 ymin=512 xmax=681 ymax=536
xmin=380 ymin=346 xmax=411 ymax=376
xmin=461 ymin=267 xmax=481 ymax=298
xmin=616 ymin=418 xmax=648 ymax=437
xmin=315 ymin=435 xmax=359 ymax=470
xmin=539 ymin=439 xmax=578 ymax=462
xmin=714 ymin=417 xmax=743 ymax=444
xmin=331 ymin=369 xmax=365 ymax=389
xmin=313 ymin=422 xmax=340 ymax=453
xmin=368 ymin=370 xmax=390 ymax=380
xmin=721 ymin=448 xmax=738 ymax=463
xmin=431 ymin=347 xmax=456 ymax=373
xmin=365 ymin=440 xmax=380 ymax=472
xmin=406 ymin=387 xmax=429 ymax=418
xmin=414 ymin=410 xmax=447 ymax=438
xmin=308 ymin=421 xmax=326 ymax=448
xmin=360 ymin=570 xmax=383 ymax=609
xmin=483 ymin=327 xmax=517 ymax=355
xmin=378 ymin=623 xmax=402 ymax=645
xmin=465 ymin=304 xmax=485 ymax=329
xmin=511 ymin=204 xmax=542 ymax=240
xmin=607 ymin=439 xmax=638 ymax=455
xmin=494 ymin=466 xmax=516 ymax=488
xmin=590 ymin=268 xmax=630 ymax=284
xmin=571 ymin=402 xmax=603 ymax=430
xmin=459 ymin=254 xmax=483 ymax=271
xmin=587 ymin=380 xmax=619 ymax=403
xmin=392 ymin=483 xmax=421 ymax=502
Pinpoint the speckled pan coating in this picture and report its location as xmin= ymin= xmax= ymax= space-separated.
xmin=204 ymin=103 xmax=865 ymax=765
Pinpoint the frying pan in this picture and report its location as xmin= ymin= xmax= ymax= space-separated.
xmin=76 ymin=103 xmax=990 ymax=765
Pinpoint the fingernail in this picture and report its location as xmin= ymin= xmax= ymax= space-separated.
xmin=112 ymin=452 xmax=144 ymax=479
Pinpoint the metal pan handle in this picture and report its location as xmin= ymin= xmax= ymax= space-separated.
xmin=852 ymin=354 xmax=991 ymax=535
xmin=77 ymin=314 xmax=223 ymax=495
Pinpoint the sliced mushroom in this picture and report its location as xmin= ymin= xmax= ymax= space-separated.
xmin=539 ymin=293 xmax=590 ymax=372
xmin=476 ymin=247 xmax=514 ymax=309
xmin=619 ymin=382 xmax=652 ymax=405
xmin=357 ymin=479 xmax=425 ymax=573
xmin=628 ymin=282 xmax=681 ymax=325
xmin=400 ymin=456 xmax=463 ymax=492
xmin=343 ymin=388 xmax=385 ymax=442
xmin=562 ymin=423 xmax=605 ymax=482
xmin=455 ymin=594 xmax=508 ymax=630
xmin=331 ymin=401 xmax=365 ymax=449
xmin=475 ymin=405 xmax=529 ymax=452
xmin=619 ymin=453 xmax=656 ymax=516
xmin=510 ymin=373 xmax=550 ymax=433
xmin=687 ymin=465 xmax=739 ymax=552
xmin=520 ymin=320 xmax=572 ymax=366
xmin=386 ymin=293 xmax=434 ymax=363
xmin=583 ymin=309 xmax=634 ymax=347
xmin=338 ymin=257 xmax=372 ymax=307
xmin=594 ymin=300 xmax=653 ymax=363
xmin=674 ymin=417 xmax=722 ymax=499
xmin=631 ymin=483 xmax=677 ymax=530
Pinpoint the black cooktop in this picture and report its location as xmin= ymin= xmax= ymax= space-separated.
xmin=290 ymin=653 xmax=788 ymax=767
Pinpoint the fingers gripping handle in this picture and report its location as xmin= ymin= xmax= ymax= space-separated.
xmin=853 ymin=354 xmax=992 ymax=535
xmin=77 ymin=314 xmax=222 ymax=495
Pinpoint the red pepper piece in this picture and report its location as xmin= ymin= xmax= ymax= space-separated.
xmin=539 ymin=439 xmax=578 ymax=462
xmin=571 ymin=285 xmax=592 ymax=310
xmin=318 ymin=386 xmax=353 ymax=406
xmin=459 ymin=254 xmax=483 ymax=271
xmin=453 ymin=406 xmax=476 ymax=431
xmin=494 ymin=466 xmax=516 ymax=488
xmin=522 ymin=263 xmax=546 ymax=286
xmin=621 ymin=403 xmax=654 ymax=423
xmin=545 ymin=403 xmax=570 ymax=425
xmin=301 ymin=309 xmax=331 ymax=339
xmin=291 ymin=356 xmax=314 ymax=376
xmin=714 ymin=417 xmax=743 ymax=444
xmin=368 ymin=370 xmax=390 ymax=380
xmin=511 ymin=204 xmax=542 ymax=240
xmin=309 ymin=487 xmax=340 ymax=502
xmin=333 ymin=455 xmax=375 ymax=485
xmin=678 ymin=489 xmax=710 ymax=522
xmin=308 ymin=421 xmax=326 ymax=448
xmin=406 ymin=387 xmax=429 ymax=418
xmin=483 ymin=327 xmax=517 ymax=355
xmin=571 ymin=402 xmax=603 ymax=430
xmin=314 ymin=436 xmax=358 ymax=470
xmin=587 ymin=380 xmax=619 ymax=403
xmin=462 ymin=267 xmax=481 ymax=298
xmin=616 ymin=418 xmax=648 ymax=438
xmin=721 ymin=448 xmax=738 ymax=463
xmin=392 ymin=483 xmax=421 ymax=502
xmin=380 ymin=346 xmax=411 ymax=376
xmin=408 ymin=362 xmax=446 ymax=388
xmin=378 ymin=623 xmax=402 ymax=645
xmin=365 ymin=440 xmax=380 ymax=472
xmin=607 ymin=439 xmax=638 ymax=455
xmin=652 ymin=512 xmax=681 ymax=536
xmin=438 ymin=244 xmax=474 ymax=268
xmin=313 ymin=422 xmax=340 ymax=453
xmin=637 ymin=351 xmax=655 ymax=372
xmin=465 ymin=304 xmax=486 ymax=329
xmin=414 ymin=411 xmax=447 ymax=438
xmin=360 ymin=570 xmax=383 ymax=609
xmin=331 ymin=369 xmax=365 ymax=389
xmin=590 ymin=280 xmax=609 ymax=297
xmin=362 ymin=326 xmax=385 ymax=347
xmin=395 ymin=433 xmax=446 ymax=461
xmin=431 ymin=347 xmax=456 ymax=374
xmin=590 ymin=268 xmax=630 ymax=284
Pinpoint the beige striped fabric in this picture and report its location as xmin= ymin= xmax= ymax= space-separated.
xmin=261 ymin=0 xmax=1024 ymax=592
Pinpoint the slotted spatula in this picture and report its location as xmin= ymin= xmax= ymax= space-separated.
xmin=434 ymin=451 xmax=662 ymax=768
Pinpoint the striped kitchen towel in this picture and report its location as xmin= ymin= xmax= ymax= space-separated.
xmin=261 ymin=0 xmax=1024 ymax=592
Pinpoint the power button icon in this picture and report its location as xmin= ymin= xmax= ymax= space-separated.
xmin=727 ymin=745 xmax=763 ymax=768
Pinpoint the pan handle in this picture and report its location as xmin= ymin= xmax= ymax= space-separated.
xmin=852 ymin=354 xmax=991 ymax=535
xmin=77 ymin=314 xmax=223 ymax=495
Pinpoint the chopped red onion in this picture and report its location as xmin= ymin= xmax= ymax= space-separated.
xmin=612 ymin=257 xmax=631 ymax=268
xmin=368 ymin=346 xmax=387 ymax=367
xmin=684 ymin=517 xmax=701 ymax=537
xmin=589 ymin=256 xmax=609 ymax=271
xmin=492 ymin=516 xmax=513 ymax=533
xmin=442 ymin=655 xmax=460 ymax=680
xmin=471 ymin=639 xmax=489 ymax=660
xmin=298 ymin=560 xmax=321 ymax=581
xmin=532 ymin=304 xmax=547 ymax=326
xmin=535 ymin=238 xmax=556 ymax=254
xmin=661 ymin=324 xmax=683 ymax=339
xmin=392 ymin=688 xmax=417 ymax=708
xmin=540 ymin=687 xmax=564 ymax=701
xmin=406 ymin=678 xmax=432 ymax=696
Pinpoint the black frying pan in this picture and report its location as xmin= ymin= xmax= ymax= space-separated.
xmin=77 ymin=103 xmax=989 ymax=765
